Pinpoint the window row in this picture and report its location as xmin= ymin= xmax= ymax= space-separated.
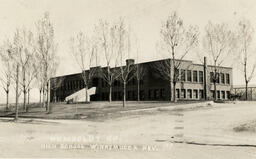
xmin=148 ymin=89 xmax=165 ymax=100
xmin=60 ymin=80 xmax=85 ymax=91
xmin=101 ymin=78 xmax=144 ymax=88
xmin=176 ymin=89 xmax=204 ymax=99
xmin=211 ymin=90 xmax=231 ymax=100
xmin=210 ymin=72 xmax=230 ymax=85
xmin=101 ymin=90 xmax=146 ymax=101
xmin=180 ymin=70 xmax=204 ymax=83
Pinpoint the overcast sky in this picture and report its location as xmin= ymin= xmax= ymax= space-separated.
xmin=0 ymin=0 xmax=256 ymax=103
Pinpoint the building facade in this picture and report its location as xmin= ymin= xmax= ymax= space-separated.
xmin=50 ymin=58 xmax=232 ymax=102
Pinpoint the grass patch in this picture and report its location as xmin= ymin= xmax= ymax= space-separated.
xmin=0 ymin=101 xmax=205 ymax=121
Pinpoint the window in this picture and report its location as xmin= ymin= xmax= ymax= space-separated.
xmin=187 ymin=70 xmax=192 ymax=82
xmin=118 ymin=91 xmax=122 ymax=100
xmin=140 ymin=90 xmax=145 ymax=100
xmin=181 ymin=89 xmax=186 ymax=99
xmin=211 ymin=90 xmax=214 ymax=99
xmin=210 ymin=72 xmax=214 ymax=83
xmin=174 ymin=68 xmax=179 ymax=81
xmin=128 ymin=91 xmax=132 ymax=100
xmin=101 ymin=79 xmax=105 ymax=87
xmin=113 ymin=92 xmax=117 ymax=100
xmin=149 ymin=89 xmax=154 ymax=100
xmin=114 ymin=80 xmax=118 ymax=86
xmin=193 ymin=89 xmax=198 ymax=99
xmin=193 ymin=70 xmax=198 ymax=82
xmin=216 ymin=73 xmax=220 ymax=83
xmin=127 ymin=80 xmax=132 ymax=86
xmin=133 ymin=91 xmax=137 ymax=100
xmin=160 ymin=89 xmax=165 ymax=98
xmin=92 ymin=78 xmax=99 ymax=87
xmin=66 ymin=83 xmax=68 ymax=90
xmin=80 ymin=80 xmax=83 ymax=88
xmin=226 ymin=74 xmax=230 ymax=84
xmin=155 ymin=89 xmax=160 ymax=99
xmin=139 ymin=79 xmax=144 ymax=85
xmin=226 ymin=91 xmax=230 ymax=99
xmin=199 ymin=90 xmax=204 ymax=99
xmin=77 ymin=80 xmax=80 ymax=88
xmin=187 ymin=89 xmax=192 ymax=99
xmin=181 ymin=69 xmax=186 ymax=82
xmin=199 ymin=71 xmax=203 ymax=83
xmin=132 ymin=78 xmax=136 ymax=85
xmin=221 ymin=73 xmax=225 ymax=84
xmin=217 ymin=91 xmax=220 ymax=99
xmin=73 ymin=81 xmax=76 ymax=89
xmin=101 ymin=93 xmax=105 ymax=100
xmin=221 ymin=91 xmax=225 ymax=99
xmin=176 ymin=89 xmax=180 ymax=99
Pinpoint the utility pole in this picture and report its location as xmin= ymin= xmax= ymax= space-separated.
xmin=203 ymin=57 xmax=208 ymax=100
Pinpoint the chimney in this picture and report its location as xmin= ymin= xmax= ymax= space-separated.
xmin=126 ymin=59 xmax=135 ymax=66
xmin=203 ymin=56 xmax=207 ymax=100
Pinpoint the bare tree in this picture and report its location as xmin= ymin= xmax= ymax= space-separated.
xmin=35 ymin=12 xmax=58 ymax=113
xmin=114 ymin=19 xmax=136 ymax=107
xmin=0 ymin=40 xmax=14 ymax=111
xmin=35 ymin=58 xmax=45 ymax=106
xmin=13 ymin=28 xmax=36 ymax=112
xmin=133 ymin=37 xmax=145 ymax=101
xmin=24 ymin=58 xmax=38 ymax=107
xmin=97 ymin=20 xmax=122 ymax=102
xmin=203 ymin=21 xmax=236 ymax=101
xmin=236 ymin=19 xmax=256 ymax=100
xmin=70 ymin=32 xmax=98 ymax=102
xmin=14 ymin=64 xmax=19 ymax=120
xmin=12 ymin=36 xmax=23 ymax=120
xmin=158 ymin=11 xmax=199 ymax=102
xmin=135 ymin=63 xmax=145 ymax=101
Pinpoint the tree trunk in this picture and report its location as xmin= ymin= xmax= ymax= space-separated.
xmin=214 ymin=67 xmax=217 ymax=101
xmin=46 ymin=83 xmax=48 ymax=112
xmin=6 ymin=86 xmax=9 ymax=111
xmin=109 ymin=85 xmax=112 ymax=102
xmin=173 ymin=82 xmax=177 ymax=102
xmin=15 ymin=64 xmax=19 ymax=121
xmin=214 ymin=82 xmax=217 ymax=101
xmin=169 ymin=80 xmax=172 ymax=102
xmin=23 ymin=89 xmax=26 ymax=112
xmin=39 ymin=89 xmax=42 ymax=104
xmin=47 ymin=80 xmax=51 ymax=113
xmin=28 ymin=89 xmax=30 ymax=105
xmin=42 ymin=87 xmax=45 ymax=108
xmin=85 ymin=85 xmax=88 ymax=102
xmin=137 ymin=79 xmax=140 ymax=101
xmin=23 ymin=68 xmax=27 ymax=112
xmin=245 ymin=81 xmax=248 ymax=100
xmin=123 ymin=82 xmax=126 ymax=107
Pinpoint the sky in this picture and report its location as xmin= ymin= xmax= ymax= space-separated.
xmin=0 ymin=0 xmax=256 ymax=103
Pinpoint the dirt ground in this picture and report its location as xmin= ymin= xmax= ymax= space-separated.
xmin=0 ymin=101 xmax=256 ymax=158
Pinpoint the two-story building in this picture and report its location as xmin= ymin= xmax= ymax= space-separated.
xmin=50 ymin=57 xmax=232 ymax=102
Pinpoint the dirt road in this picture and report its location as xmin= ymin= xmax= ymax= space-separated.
xmin=0 ymin=102 xmax=256 ymax=158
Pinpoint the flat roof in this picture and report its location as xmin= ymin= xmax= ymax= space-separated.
xmin=52 ymin=58 xmax=232 ymax=78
